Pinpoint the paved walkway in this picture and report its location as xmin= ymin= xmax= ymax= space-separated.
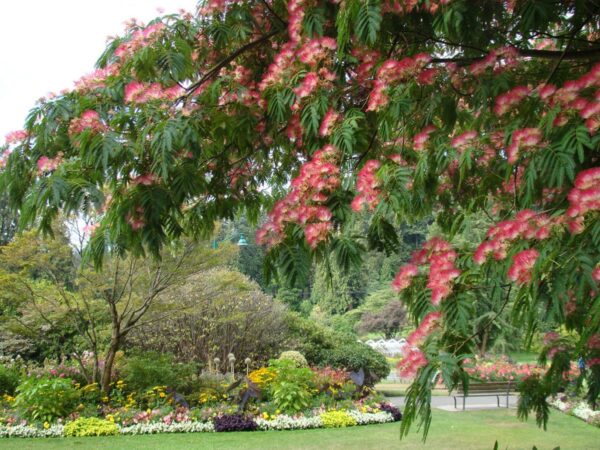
xmin=387 ymin=395 xmax=519 ymax=411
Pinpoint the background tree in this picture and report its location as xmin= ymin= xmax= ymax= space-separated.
xmin=126 ymin=268 xmax=288 ymax=371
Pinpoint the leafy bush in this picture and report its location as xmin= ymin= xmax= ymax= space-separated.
xmin=284 ymin=314 xmax=389 ymax=384
xmin=122 ymin=352 xmax=196 ymax=393
xmin=268 ymin=359 xmax=315 ymax=413
xmin=278 ymin=351 xmax=308 ymax=368
xmin=64 ymin=417 xmax=119 ymax=437
xmin=319 ymin=342 xmax=389 ymax=385
xmin=320 ymin=410 xmax=357 ymax=428
xmin=378 ymin=402 xmax=402 ymax=421
xmin=213 ymin=414 xmax=257 ymax=432
xmin=15 ymin=376 xmax=79 ymax=422
xmin=0 ymin=365 xmax=21 ymax=395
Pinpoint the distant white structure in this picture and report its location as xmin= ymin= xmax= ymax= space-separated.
xmin=365 ymin=338 xmax=407 ymax=357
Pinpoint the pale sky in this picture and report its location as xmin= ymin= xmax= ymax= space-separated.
xmin=0 ymin=0 xmax=198 ymax=142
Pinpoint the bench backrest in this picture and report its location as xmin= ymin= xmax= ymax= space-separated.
xmin=456 ymin=381 xmax=515 ymax=394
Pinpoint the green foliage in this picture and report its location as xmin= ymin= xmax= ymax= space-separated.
xmin=63 ymin=417 xmax=119 ymax=437
xmin=122 ymin=352 xmax=196 ymax=393
xmin=2 ymin=0 xmax=600 ymax=440
xmin=14 ymin=376 xmax=80 ymax=422
xmin=319 ymin=341 xmax=389 ymax=384
xmin=268 ymin=359 xmax=315 ymax=414
xmin=0 ymin=364 xmax=21 ymax=395
xmin=278 ymin=351 xmax=308 ymax=368
xmin=283 ymin=313 xmax=389 ymax=384
xmin=320 ymin=410 xmax=358 ymax=428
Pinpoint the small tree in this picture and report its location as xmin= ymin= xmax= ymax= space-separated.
xmin=0 ymin=230 xmax=236 ymax=391
xmin=357 ymin=300 xmax=407 ymax=339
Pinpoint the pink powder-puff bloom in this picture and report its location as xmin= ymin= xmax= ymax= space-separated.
xmin=397 ymin=346 xmax=428 ymax=378
xmin=507 ymin=249 xmax=539 ymax=285
xmin=392 ymin=263 xmax=419 ymax=292
xmin=451 ymin=130 xmax=477 ymax=150
xmin=493 ymin=85 xmax=530 ymax=115
xmin=593 ymin=266 xmax=600 ymax=282
xmin=413 ymin=125 xmax=436 ymax=151
xmin=319 ymin=108 xmax=340 ymax=136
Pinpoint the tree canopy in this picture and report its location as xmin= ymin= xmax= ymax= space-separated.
xmin=1 ymin=0 xmax=600 ymax=438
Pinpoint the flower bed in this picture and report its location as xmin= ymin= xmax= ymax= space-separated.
xmin=549 ymin=396 xmax=600 ymax=427
xmin=0 ymin=409 xmax=399 ymax=438
xmin=0 ymin=353 xmax=402 ymax=439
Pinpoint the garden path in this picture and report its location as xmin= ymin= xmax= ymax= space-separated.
xmin=388 ymin=395 xmax=519 ymax=411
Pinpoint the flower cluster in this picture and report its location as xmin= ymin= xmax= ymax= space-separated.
xmin=74 ymin=66 xmax=118 ymax=92
xmin=451 ymin=130 xmax=478 ymax=151
xmin=507 ymin=249 xmax=540 ymax=285
xmin=37 ymin=154 xmax=63 ymax=174
xmin=319 ymin=108 xmax=340 ymax=137
xmin=537 ymin=62 xmax=600 ymax=132
xmin=351 ymin=160 xmax=381 ymax=212
xmin=463 ymin=356 xmax=545 ymax=382
xmin=549 ymin=396 xmax=600 ymax=426
xmin=493 ymin=85 xmax=530 ymax=116
xmin=113 ymin=22 xmax=166 ymax=61
xmin=124 ymin=81 xmax=184 ymax=103
xmin=396 ymin=346 xmax=427 ymax=378
xmin=566 ymin=167 xmax=600 ymax=218
xmin=366 ymin=54 xmax=432 ymax=111
xmin=68 ymin=110 xmax=106 ymax=136
xmin=297 ymin=37 xmax=337 ymax=67
xmin=413 ymin=125 xmax=436 ymax=151
xmin=473 ymin=209 xmax=557 ymax=266
xmin=406 ymin=311 xmax=442 ymax=346
xmin=382 ymin=0 xmax=451 ymax=15
xmin=121 ymin=421 xmax=215 ymax=435
xmin=391 ymin=263 xmax=419 ymax=292
xmin=507 ymin=127 xmax=543 ymax=163
xmin=468 ymin=46 xmax=519 ymax=76
xmin=4 ymin=130 xmax=28 ymax=145
xmin=256 ymin=145 xmax=340 ymax=248
xmin=393 ymin=238 xmax=460 ymax=305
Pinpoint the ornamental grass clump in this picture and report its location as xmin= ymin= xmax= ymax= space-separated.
xmin=320 ymin=410 xmax=357 ymax=428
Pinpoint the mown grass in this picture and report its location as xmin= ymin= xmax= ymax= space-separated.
xmin=2 ymin=409 xmax=598 ymax=450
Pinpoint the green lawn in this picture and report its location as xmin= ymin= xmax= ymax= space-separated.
xmin=1 ymin=409 xmax=598 ymax=450
xmin=508 ymin=352 xmax=539 ymax=364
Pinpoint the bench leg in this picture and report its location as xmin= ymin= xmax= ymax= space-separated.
xmin=497 ymin=395 xmax=500 ymax=408
xmin=463 ymin=396 xmax=466 ymax=410
xmin=506 ymin=394 xmax=509 ymax=408
xmin=453 ymin=396 xmax=457 ymax=409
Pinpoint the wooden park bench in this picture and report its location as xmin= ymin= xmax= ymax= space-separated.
xmin=452 ymin=381 xmax=516 ymax=410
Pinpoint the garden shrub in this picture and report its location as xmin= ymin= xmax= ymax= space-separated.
xmin=320 ymin=410 xmax=357 ymax=428
xmin=268 ymin=359 xmax=315 ymax=413
xmin=278 ymin=351 xmax=308 ymax=368
xmin=64 ymin=417 xmax=119 ymax=437
xmin=15 ymin=376 xmax=79 ymax=422
xmin=213 ymin=414 xmax=257 ymax=432
xmin=122 ymin=352 xmax=196 ymax=393
xmin=378 ymin=402 xmax=402 ymax=421
xmin=0 ymin=364 xmax=21 ymax=395
xmin=284 ymin=314 xmax=389 ymax=384
xmin=319 ymin=342 xmax=389 ymax=385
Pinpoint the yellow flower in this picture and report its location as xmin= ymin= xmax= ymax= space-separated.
xmin=262 ymin=412 xmax=269 ymax=419
xmin=102 ymin=396 xmax=109 ymax=403
xmin=159 ymin=392 xmax=166 ymax=398
xmin=106 ymin=414 xmax=114 ymax=423
xmin=43 ymin=422 xmax=50 ymax=429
